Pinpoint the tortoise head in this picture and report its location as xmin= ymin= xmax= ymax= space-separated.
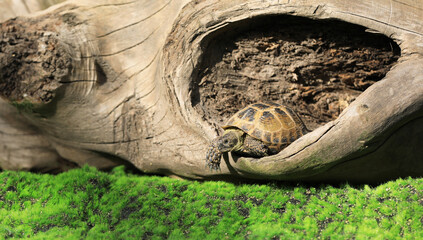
xmin=217 ymin=129 xmax=244 ymax=153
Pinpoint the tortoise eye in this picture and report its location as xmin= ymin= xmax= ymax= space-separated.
xmin=223 ymin=139 xmax=229 ymax=144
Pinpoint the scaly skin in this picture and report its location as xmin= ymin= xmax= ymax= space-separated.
xmin=206 ymin=129 xmax=243 ymax=170
xmin=206 ymin=138 xmax=222 ymax=170
xmin=242 ymin=135 xmax=269 ymax=157
xmin=206 ymin=129 xmax=270 ymax=170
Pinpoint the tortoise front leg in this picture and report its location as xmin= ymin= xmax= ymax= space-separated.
xmin=240 ymin=135 xmax=270 ymax=157
xmin=206 ymin=137 xmax=222 ymax=170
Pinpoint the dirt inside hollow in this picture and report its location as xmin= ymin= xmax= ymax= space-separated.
xmin=192 ymin=16 xmax=400 ymax=130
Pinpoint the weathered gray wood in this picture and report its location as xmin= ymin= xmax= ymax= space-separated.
xmin=0 ymin=0 xmax=422 ymax=182
xmin=0 ymin=0 xmax=64 ymax=21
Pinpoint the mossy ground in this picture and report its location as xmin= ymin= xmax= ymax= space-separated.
xmin=0 ymin=166 xmax=422 ymax=239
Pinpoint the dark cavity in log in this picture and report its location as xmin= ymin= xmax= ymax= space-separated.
xmin=191 ymin=15 xmax=400 ymax=130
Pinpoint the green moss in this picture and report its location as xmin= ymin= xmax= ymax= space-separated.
xmin=10 ymin=99 xmax=35 ymax=113
xmin=0 ymin=166 xmax=422 ymax=239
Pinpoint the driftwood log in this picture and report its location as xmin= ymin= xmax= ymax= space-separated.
xmin=0 ymin=0 xmax=422 ymax=183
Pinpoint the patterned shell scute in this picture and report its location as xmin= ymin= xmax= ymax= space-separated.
xmin=223 ymin=102 xmax=306 ymax=148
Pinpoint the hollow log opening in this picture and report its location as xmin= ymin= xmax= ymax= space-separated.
xmin=192 ymin=15 xmax=400 ymax=130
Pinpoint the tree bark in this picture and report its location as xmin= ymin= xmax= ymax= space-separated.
xmin=0 ymin=0 xmax=422 ymax=183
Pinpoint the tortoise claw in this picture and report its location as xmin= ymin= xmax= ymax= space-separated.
xmin=209 ymin=162 xmax=221 ymax=172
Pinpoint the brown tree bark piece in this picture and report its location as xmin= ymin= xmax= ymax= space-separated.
xmin=0 ymin=0 xmax=422 ymax=182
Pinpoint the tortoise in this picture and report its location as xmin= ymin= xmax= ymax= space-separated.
xmin=206 ymin=102 xmax=309 ymax=170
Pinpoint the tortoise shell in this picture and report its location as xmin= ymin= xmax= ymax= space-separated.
xmin=222 ymin=102 xmax=308 ymax=151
